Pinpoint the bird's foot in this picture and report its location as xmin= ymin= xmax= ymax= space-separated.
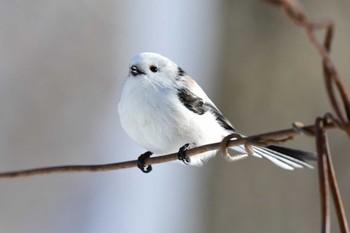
xmin=137 ymin=151 xmax=153 ymax=173
xmin=178 ymin=143 xmax=195 ymax=164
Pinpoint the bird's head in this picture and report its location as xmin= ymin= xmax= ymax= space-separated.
xmin=127 ymin=52 xmax=186 ymax=89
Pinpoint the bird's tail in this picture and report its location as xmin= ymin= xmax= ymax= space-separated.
xmin=232 ymin=145 xmax=316 ymax=170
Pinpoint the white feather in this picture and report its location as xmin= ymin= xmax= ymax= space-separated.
xmin=118 ymin=52 xmax=313 ymax=169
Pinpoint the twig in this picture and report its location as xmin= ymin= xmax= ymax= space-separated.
xmin=326 ymin=143 xmax=350 ymax=233
xmin=0 ymin=121 xmax=344 ymax=179
xmin=262 ymin=0 xmax=350 ymax=232
xmin=263 ymin=0 xmax=350 ymax=136
xmin=315 ymin=117 xmax=331 ymax=233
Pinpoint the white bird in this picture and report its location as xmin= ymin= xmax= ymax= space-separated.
xmin=118 ymin=52 xmax=315 ymax=173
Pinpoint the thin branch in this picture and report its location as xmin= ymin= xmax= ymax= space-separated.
xmin=263 ymin=0 xmax=350 ymax=137
xmin=315 ymin=117 xmax=331 ymax=233
xmin=0 ymin=121 xmax=343 ymax=179
xmin=326 ymin=136 xmax=350 ymax=233
xmin=262 ymin=1 xmax=350 ymax=232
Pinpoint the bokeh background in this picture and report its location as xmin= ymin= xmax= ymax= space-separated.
xmin=0 ymin=0 xmax=349 ymax=232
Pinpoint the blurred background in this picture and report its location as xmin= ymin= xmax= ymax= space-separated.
xmin=0 ymin=0 xmax=349 ymax=232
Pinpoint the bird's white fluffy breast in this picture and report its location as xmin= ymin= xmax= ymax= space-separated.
xmin=118 ymin=77 xmax=227 ymax=155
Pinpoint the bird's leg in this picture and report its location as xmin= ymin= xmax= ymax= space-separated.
xmin=137 ymin=151 xmax=153 ymax=173
xmin=177 ymin=143 xmax=195 ymax=164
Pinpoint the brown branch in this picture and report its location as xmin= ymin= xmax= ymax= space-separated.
xmin=262 ymin=0 xmax=350 ymax=232
xmin=315 ymin=117 xmax=331 ymax=233
xmin=263 ymin=0 xmax=350 ymax=137
xmin=327 ymin=144 xmax=350 ymax=233
xmin=0 ymin=121 xmax=343 ymax=179
xmin=315 ymin=115 xmax=349 ymax=233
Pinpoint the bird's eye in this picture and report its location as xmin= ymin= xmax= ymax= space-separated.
xmin=149 ymin=65 xmax=158 ymax=73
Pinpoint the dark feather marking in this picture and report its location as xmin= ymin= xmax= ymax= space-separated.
xmin=177 ymin=88 xmax=235 ymax=131
xmin=205 ymin=103 xmax=235 ymax=132
xmin=178 ymin=67 xmax=186 ymax=77
xmin=177 ymin=88 xmax=205 ymax=115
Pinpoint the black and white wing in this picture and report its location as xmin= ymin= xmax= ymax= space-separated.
xmin=175 ymin=72 xmax=315 ymax=170
xmin=177 ymin=86 xmax=235 ymax=132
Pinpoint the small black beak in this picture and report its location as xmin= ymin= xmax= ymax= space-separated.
xmin=130 ymin=65 xmax=144 ymax=76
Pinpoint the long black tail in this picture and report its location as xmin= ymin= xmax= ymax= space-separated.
xmin=251 ymin=145 xmax=316 ymax=170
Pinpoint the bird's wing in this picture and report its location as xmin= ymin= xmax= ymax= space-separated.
xmin=176 ymin=75 xmax=235 ymax=132
xmin=175 ymin=75 xmax=315 ymax=170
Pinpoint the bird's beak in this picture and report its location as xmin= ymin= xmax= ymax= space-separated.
xmin=130 ymin=65 xmax=145 ymax=76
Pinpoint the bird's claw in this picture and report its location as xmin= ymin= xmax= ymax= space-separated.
xmin=137 ymin=151 xmax=153 ymax=173
xmin=178 ymin=143 xmax=195 ymax=164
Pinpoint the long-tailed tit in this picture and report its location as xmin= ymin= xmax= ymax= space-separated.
xmin=118 ymin=52 xmax=315 ymax=173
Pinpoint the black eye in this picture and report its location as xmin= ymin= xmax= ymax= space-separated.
xmin=149 ymin=65 xmax=158 ymax=73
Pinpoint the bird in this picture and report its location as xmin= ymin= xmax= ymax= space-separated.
xmin=118 ymin=52 xmax=315 ymax=173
